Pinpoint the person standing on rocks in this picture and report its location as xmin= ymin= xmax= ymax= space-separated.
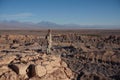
xmin=46 ymin=29 xmax=52 ymax=54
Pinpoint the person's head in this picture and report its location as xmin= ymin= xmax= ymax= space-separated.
xmin=48 ymin=29 xmax=51 ymax=33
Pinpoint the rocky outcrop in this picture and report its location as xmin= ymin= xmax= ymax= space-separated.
xmin=0 ymin=31 xmax=120 ymax=80
xmin=9 ymin=63 xmax=29 ymax=77
xmin=35 ymin=65 xmax=47 ymax=77
xmin=0 ymin=53 xmax=74 ymax=80
xmin=61 ymin=46 xmax=120 ymax=80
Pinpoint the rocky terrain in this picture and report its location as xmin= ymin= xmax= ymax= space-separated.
xmin=0 ymin=30 xmax=120 ymax=80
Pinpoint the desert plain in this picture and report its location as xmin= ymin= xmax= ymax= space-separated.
xmin=0 ymin=29 xmax=120 ymax=80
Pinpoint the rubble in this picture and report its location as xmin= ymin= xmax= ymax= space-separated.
xmin=0 ymin=53 xmax=73 ymax=80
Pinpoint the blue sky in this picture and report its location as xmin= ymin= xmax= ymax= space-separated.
xmin=0 ymin=0 xmax=120 ymax=25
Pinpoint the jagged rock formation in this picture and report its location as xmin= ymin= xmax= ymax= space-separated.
xmin=61 ymin=45 xmax=120 ymax=80
xmin=0 ymin=30 xmax=120 ymax=80
xmin=0 ymin=53 xmax=74 ymax=80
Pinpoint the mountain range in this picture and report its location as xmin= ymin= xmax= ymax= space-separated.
xmin=0 ymin=20 xmax=120 ymax=30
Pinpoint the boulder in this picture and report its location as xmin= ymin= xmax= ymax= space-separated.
xmin=9 ymin=63 xmax=29 ymax=76
xmin=35 ymin=65 xmax=46 ymax=77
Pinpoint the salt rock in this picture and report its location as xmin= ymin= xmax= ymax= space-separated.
xmin=51 ymin=55 xmax=61 ymax=61
xmin=0 ymin=70 xmax=17 ymax=80
xmin=52 ymin=69 xmax=67 ymax=80
xmin=0 ymin=55 xmax=16 ymax=65
xmin=42 ymin=53 xmax=47 ymax=57
xmin=29 ymin=76 xmax=41 ymax=80
xmin=61 ymin=61 xmax=68 ymax=67
xmin=40 ymin=74 xmax=55 ymax=80
xmin=42 ymin=61 xmax=57 ymax=74
xmin=20 ymin=56 xmax=29 ymax=62
xmin=50 ymin=55 xmax=61 ymax=67
xmin=9 ymin=63 xmax=29 ymax=76
xmin=50 ymin=60 xmax=61 ymax=67
xmin=46 ymin=64 xmax=58 ymax=74
xmin=35 ymin=65 xmax=46 ymax=77
xmin=111 ymin=55 xmax=118 ymax=62
xmin=21 ymin=55 xmax=34 ymax=62
xmin=64 ymin=67 xmax=73 ymax=79
xmin=11 ymin=43 xmax=20 ymax=48
xmin=0 ymin=66 xmax=9 ymax=75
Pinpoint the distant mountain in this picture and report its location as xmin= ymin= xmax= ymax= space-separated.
xmin=0 ymin=20 xmax=120 ymax=30
xmin=0 ymin=21 xmax=61 ymax=29
xmin=0 ymin=20 xmax=39 ymax=30
xmin=38 ymin=21 xmax=58 ymax=27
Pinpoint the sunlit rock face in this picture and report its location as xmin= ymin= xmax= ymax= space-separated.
xmin=0 ymin=53 xmax=74 ymax=80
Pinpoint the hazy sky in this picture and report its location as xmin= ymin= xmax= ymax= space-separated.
xmin=0 ymin=0 xmax=120 ymax=25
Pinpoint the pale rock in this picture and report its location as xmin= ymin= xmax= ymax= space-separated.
xmin=35 ymin=65 xmax=46 ymax=77
xmin=42 ymin=54 xmax=47 ymax=59
xmin=51 ymin=55 xmax=61 ymax=62
xmin=50 ymin=55 xmax=61 ymax=67
xmin=64 ymin=67 xmax=73 ymax=79
xmin=50 ymin=60 xmax=61 ymax=67
xmin=0 ymin=66 xmax=10 ymax=75
xmin=29 ymin=76 xmax=41 ymax=80
xmin=21 ymin=55 xmax=34 ymax=62
xmin=40 ymin=74 xmax=55 ymax=80
xmin=20 ymin=57 xmax=28 ymax=62
xmin=9 ymin=63 xmax=29 ymax=76
xmin=11 ymin=43 xmax=19 ymax=48
xmin=0 ymin=55 xmax=16 ymax=65
xmin=42 ymin=61 xmax=55 ymax=74
xmin=52 ymin=69 xmax=67 ymax=80
xmin=61 ymin=61 xmax=68 ymax=67
xmin=42 ymin=61 xmax=50 ymax=66
xmin=46 ymin=64 xmax=58 ymax=74
xmin=34 ymin=59 xmax=42 ymax=64
xmin=0 ymin=71 xmax=17 ymax=80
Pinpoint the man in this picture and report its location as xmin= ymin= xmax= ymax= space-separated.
xmin=46 ymin=29 xmax=52 ymax=54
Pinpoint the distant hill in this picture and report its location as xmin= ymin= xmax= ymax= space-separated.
xmin=0 ymin=20 xmax=120 ymax=30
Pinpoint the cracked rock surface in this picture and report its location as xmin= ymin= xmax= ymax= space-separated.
xmin=0 ymin=53 xmax=73 ymax=80
xmin=0 ymin=30 xmax=120 ymax=80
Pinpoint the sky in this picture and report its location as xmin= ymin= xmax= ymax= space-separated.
xmin=0 ymin=0 xmax=120 ymax=25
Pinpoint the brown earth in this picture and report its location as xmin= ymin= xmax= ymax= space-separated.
xmin=0 ymin=29 xmax=120 ymax=80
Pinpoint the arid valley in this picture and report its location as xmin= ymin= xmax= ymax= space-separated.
xmin=0 ymin=29 xmax=119 ymax=80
